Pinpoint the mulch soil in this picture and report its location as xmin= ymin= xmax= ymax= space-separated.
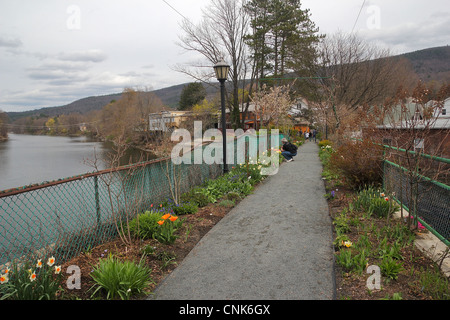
xmin=60 ymin=180 xmax=448 ymax=300
xmin=61 ymin=202 xmax=232 ymax=300
xmin=325 ymin=182 xmax=448 ymax=300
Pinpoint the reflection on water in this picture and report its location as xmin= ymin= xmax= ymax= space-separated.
xmin=0 ymin=134 xmax=155 ymax=191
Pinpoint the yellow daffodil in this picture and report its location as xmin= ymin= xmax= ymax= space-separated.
xmin=343 ymin=241 xmax=353 ymax=248
xmin=47 ymin=256 xmax=55 ymax=267
xmin=0 ymin=274 xmax=8 ymax=284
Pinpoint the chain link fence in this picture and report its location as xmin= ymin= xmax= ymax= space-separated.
xmin=383 ymin=147 xmax=450 ymax=245
xmin=0 ymin=152 xmax=223 ymax=267
xmin=0 ymin=133 xmax=283 ymax=267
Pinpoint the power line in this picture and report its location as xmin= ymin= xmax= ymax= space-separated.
xmin=351 ymin=0 xmax=366 ymax=33
xmin=161 ymin=0 xmax=191 ymax=23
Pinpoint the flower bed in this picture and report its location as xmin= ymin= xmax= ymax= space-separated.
xmin=0 ymin=154 xmax=282 ymax=300
xmin=319 ymin=140 xmax=450 ymax=300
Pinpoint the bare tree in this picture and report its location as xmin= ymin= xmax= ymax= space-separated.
xmin=175 ymin=0 xmax=250 ymax=128
xmin=370 ymin=82 xmax=449 ymax=230
xmin=313 ymin=32 xmax=418 ymax=130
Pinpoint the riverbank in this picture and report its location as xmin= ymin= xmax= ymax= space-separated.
xmin=0 ymin=134 xmax=148 ymax=191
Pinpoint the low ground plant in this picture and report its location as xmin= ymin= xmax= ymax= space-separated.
xmin=89 ymin=254 xmax=152 ymax=300
xmin=128 ymin=211 xmax=164 ymax=240
xmin=0 ymin=256 xmax=63 ymax=300
xmin=154 ymin=213 xmax=183 ymax=244
xmin=352 ymin=186 xmax=399 ymax=218
xmin=416 ymin=266 xmax=450 ymax=300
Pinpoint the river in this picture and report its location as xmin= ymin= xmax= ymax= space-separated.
xmin=0 ymin=133 xmax=154 ymax=191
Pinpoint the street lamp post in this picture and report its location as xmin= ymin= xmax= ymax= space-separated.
xmin=214 ymin=59 xmax=230 ymax=174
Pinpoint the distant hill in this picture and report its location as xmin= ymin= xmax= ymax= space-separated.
xmin=6 ymin=82 xmax=220 ymax=123
xmin=396 ymin=45 xmax=450 ymax=84
xmin=6 ymin=93 xmax=123 ymax=122
xmin=5 ymin=46 xmax=448 ymax=122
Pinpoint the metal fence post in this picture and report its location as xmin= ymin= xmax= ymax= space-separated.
xmin=94 ymin=175 xmax=100 ymax=227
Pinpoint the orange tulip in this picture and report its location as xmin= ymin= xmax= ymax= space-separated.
xmin=157 ymin=220 xmax=164 ymax=225
xmin=169 ymin=216 xmax=178 ymax=222
xmin=162 ymin=213 xmax=171 ymax=220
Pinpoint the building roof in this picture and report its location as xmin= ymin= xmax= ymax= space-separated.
xmin=377 ymin=98 xmax=450 ymax=130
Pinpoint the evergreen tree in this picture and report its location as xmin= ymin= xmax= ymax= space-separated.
xmin=0 ymin=111 xmax=8 ymax=140
xmin=244 ymin=0 xmax=273 ymax=82
xmin=178 ymin=82 xmax=207 ymax=111
xmin=245 ymin=0 xmax=322 ymax=85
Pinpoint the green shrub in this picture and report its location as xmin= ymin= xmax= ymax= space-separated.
xmin=172 ymin=202 xmax=198 ymax=215
xmin=335 ymin=249 xmax=354 ymax=271
xmin=181 ymin=189 xmax=210 ymax=207
xmin=335 ymin=248 xmax=369 ymax=276
xmin=89 ymin=254 xmax=152 ymax=300
xmin=329 ymin=140 xmax=383 ymax=189
xmin=128 ymin=211 xmax=163 ymax=240
xmin=380 ymin=256 xmax=404 ymax=280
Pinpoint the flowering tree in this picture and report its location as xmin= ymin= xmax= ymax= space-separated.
xmin=250 ymin=83 xmax=295 ymax=131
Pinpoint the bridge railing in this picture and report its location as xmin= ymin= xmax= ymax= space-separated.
xmin=382 ymin=144 xmax=450 ymax=246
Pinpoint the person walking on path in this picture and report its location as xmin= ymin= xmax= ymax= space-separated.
xmin=149 ymin=141 xmax=336 ymax=300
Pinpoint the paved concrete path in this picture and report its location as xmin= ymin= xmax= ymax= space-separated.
xmin=149 ymin=141 xmax=336 ymax=300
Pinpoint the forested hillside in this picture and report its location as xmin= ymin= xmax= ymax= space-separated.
xmin=398 ymin=45 xmax=449 ymax=84
xmin=4 ymin=46 xmax=448 ymax=135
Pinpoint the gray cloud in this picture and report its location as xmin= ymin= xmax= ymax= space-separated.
xmin=358 ymin=11 xmax=450 ymax=53
xmin=57 ymin=49 xmax=107 ymax=63
xmin=0 ymin=35 xmax=22 ymax=48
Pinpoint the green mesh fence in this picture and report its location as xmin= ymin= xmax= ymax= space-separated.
xmin=0 ymin=156 xmax=223 ymax=266
xmin=383 ymin=147 xmax=450 ymax=245
xmin=0 ymin=133 xmax=283 ymax=267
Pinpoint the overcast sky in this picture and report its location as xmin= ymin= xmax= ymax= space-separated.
xmin=1 ymin=0 xmax=449 ymax=112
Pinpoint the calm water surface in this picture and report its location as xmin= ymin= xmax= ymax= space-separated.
xmin=0 ymin=134 xmax=151 ymax=191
